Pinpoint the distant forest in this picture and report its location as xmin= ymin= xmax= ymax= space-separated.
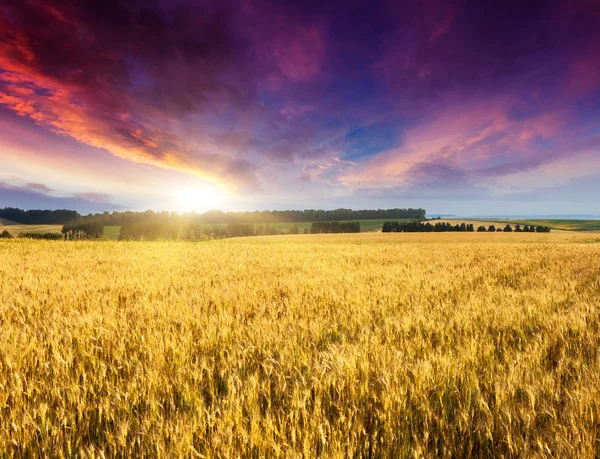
xmin=1 ymin=207 xmax=426 ymax=225
xmin=0 ymin=208 xmax=79 ymax=224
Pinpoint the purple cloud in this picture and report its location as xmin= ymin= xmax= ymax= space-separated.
xmin=0 ymin=0 xmax=599 ymax=212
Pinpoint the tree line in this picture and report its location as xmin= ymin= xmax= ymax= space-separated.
xmin=382 ymin=221 xmax=552 ymax=233
xmin=310 ymin=221 xmax=361 ymax=234
xmin=61 ymin=222 xmax=104 ymax=240
xmin=477 ymin=224 xmax=551 ymax=232
xmin=383 ymin=221 xmax=475 ymax=232
xmin=49 ymin=207 xmax=426 ymax=227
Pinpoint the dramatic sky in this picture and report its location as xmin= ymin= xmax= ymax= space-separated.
xmin=1 ymin=0 xmax=600 ymax=215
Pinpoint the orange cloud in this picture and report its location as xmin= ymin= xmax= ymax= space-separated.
xmin=0 ymin=66 xmax=259 ymax=190
xmin=0 ymin=4 xmax=261 ymax=191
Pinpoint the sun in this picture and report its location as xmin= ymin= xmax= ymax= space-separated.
xmin=175 ymin=185 xmax=226 ymax=212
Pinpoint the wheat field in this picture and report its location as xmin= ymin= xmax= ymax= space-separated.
xmin=1 ymin=233 xmax=600 ymax=457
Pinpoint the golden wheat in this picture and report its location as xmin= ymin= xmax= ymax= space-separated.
xmin=1 ymin=233 xmax=599 ymax=457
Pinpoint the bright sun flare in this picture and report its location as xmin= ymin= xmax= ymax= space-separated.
xmin=175 ymin=185 xmax=226 ymax=212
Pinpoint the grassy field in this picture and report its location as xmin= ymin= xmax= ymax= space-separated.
xmin=101 ymin=218 xmax=418 ymax=239
xmin=103 ymin=225 xmax=122 ymax=239
xmin=1 ymin=232 xmax=600 ymax=456
xmin=352 ymin=218 xmax=404 ymax=232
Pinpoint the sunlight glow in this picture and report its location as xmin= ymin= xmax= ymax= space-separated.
xmin=174 ymin=185 xmax=227 ymax=212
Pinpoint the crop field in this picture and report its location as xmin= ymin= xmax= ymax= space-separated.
xmin=1 ymin=232 xmax=600 ymax=457
xmin=0 ymin=219 xmax=62 ymax=236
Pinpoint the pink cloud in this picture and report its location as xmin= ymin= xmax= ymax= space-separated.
xmin=339 ymin=97 xmax=572 ymax=189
